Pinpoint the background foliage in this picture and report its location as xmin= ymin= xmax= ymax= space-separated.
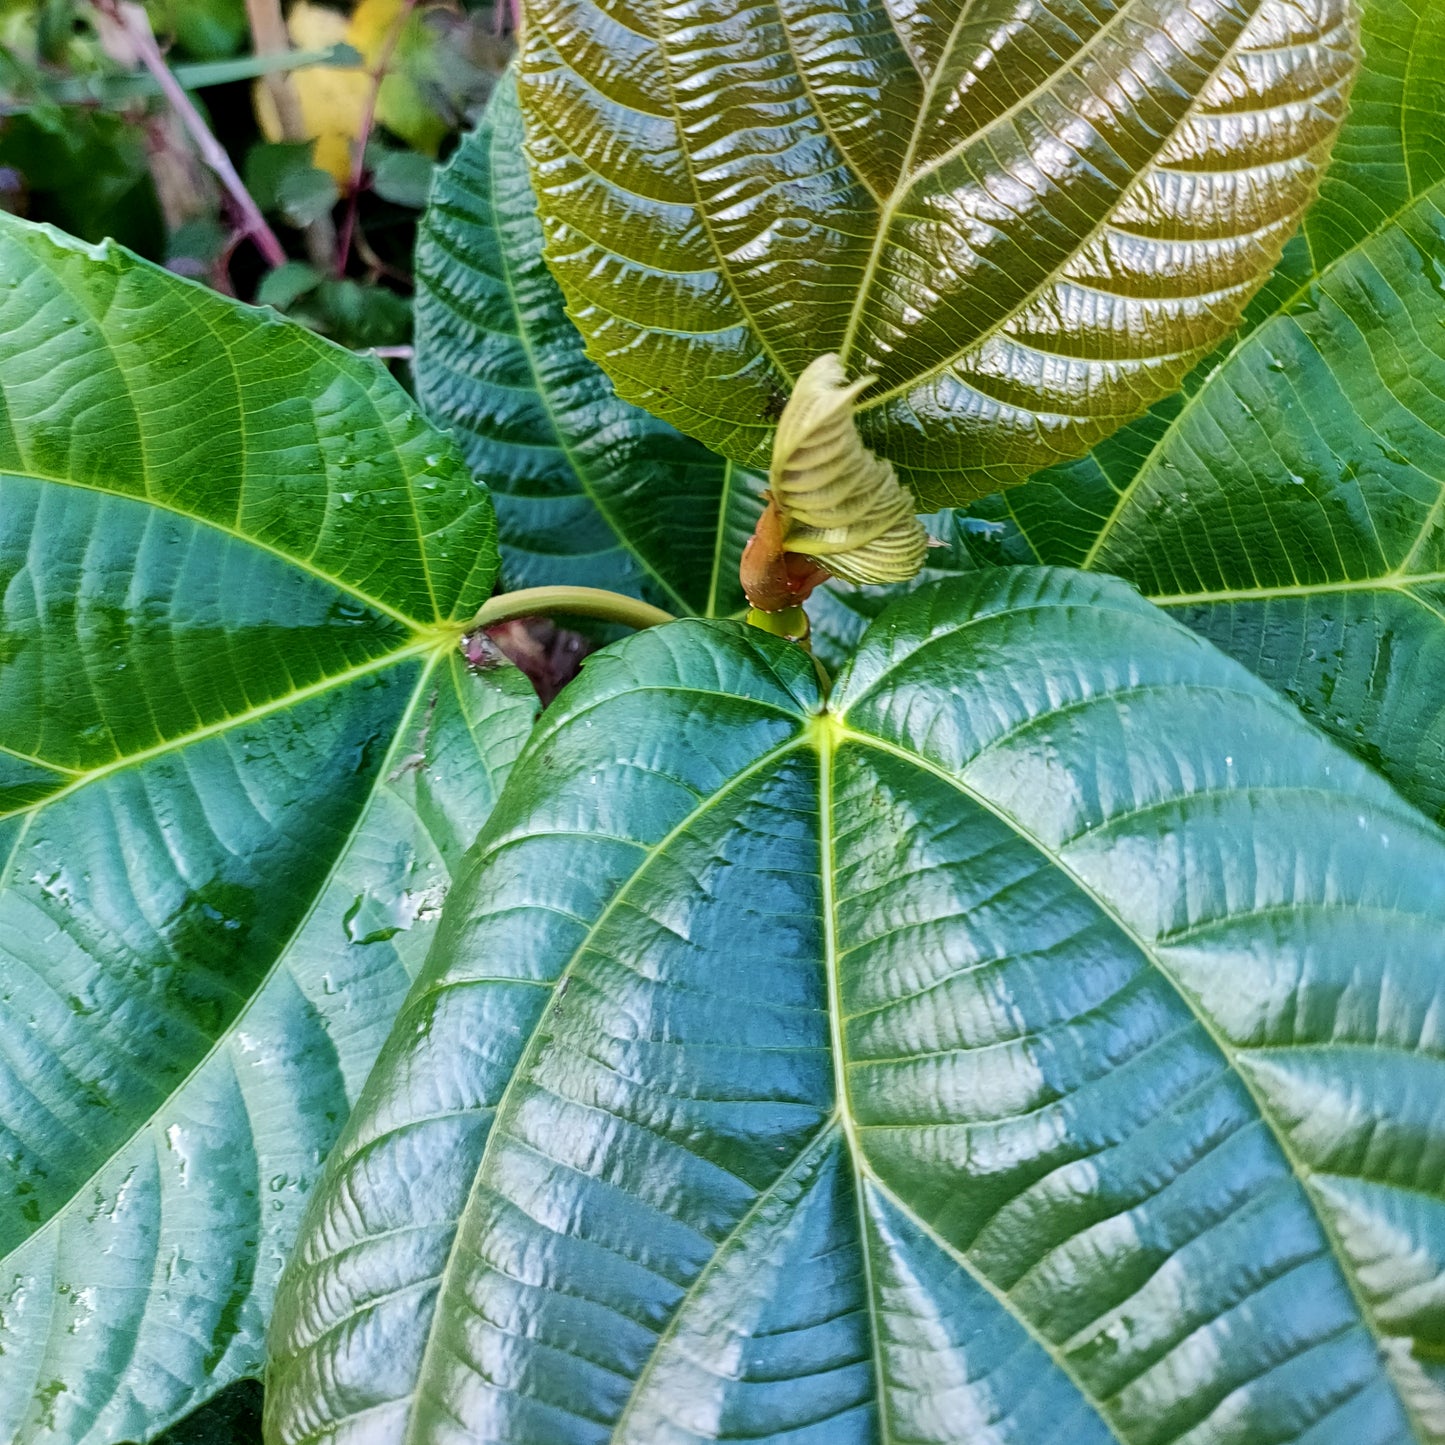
xmin=0 ymin=0 xmax=509 ymax=347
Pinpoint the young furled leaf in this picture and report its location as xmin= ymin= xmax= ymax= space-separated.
xmin=769 ymin=355 xmax=929 ymax=588
xmin=742 ymin=354 xmax=928 ymax=610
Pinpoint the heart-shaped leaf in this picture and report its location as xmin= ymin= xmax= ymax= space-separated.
xmin=982 ymin=0 xmax=1445 ymax=827
xmin=415 ymin=70 xmax=764 ymax=620
xmin=0 ymin=217 xmax=535 ymax=1443
xmin=517 ymin=0 xmax=1358 ymax=507
xmin=268 ymin=569 xmax=1445 ymax=1443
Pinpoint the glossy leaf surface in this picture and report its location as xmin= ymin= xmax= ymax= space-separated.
xmin=0 ymin=218 xmax=536 ymax=1443
xmin=415 ymin=71 xmax=762 ymax=620
xmin=269 ymin=569 xmax=1445 ymax=1444
xmin=983 ymin=0 xmax=1445 ymax=827
xmin=518 ymin=0 xmax=1358 ymax=506
xmin=806 ymin=510 xmax=1003 ymax=669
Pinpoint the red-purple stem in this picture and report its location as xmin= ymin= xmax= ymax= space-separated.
xmin=334 ymin=0 xmax=420 ymax=279
xmin=94 ymin=0 xmax=286 ymax=268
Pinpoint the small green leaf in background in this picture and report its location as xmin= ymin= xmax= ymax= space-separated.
xmin=255 ymin=260 xmax=323 ymax=311
xmin=273 ymin=164 xmax=338 ymax=228
xmin=164 ymin=215 xmax=227 ymax=281
xmin=369 ymin=146 xmax=435 ymax=210
xmin=0 ymin=216 xmax=533 ymax=1443
xmin=977 ymin=0 xmax=1445 ymax=828
xmin=517 ymin=0 xmax=1359 ymax=505
xmin=413 ymin=71 xmax=764 ymax=620
xmin=243 ymin=141 xmax=327 ymax=220
xmin=268 ymin=569 xmax=1445 ymax=1443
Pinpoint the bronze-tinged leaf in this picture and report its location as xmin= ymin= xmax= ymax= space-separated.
xmin=517 ymin=0 xmax=1359 ymax=507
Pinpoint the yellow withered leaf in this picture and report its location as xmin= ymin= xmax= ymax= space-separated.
xmin=253 ymin=2 xmax=368 ymax=183
xmin=769 ymin=355 xmax=928 ymax=588
xmin=253 ymin=0 xmax=445 ymax=186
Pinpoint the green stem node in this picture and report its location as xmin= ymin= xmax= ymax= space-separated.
xmin=472 ymin=586 xmax=676 ymax=633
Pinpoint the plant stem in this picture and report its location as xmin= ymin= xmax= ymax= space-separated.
xmin=244 ymin=0 xmax=305 ymax=137
xmin=244 ymin=0 xmax=337 ymax=270
xmin=335 ymin=0 xmax=419 ymax=278
xmin=472 ymin=587 xmax=675 ymax=633
xmin=94 ymin=0 xmax=287 ymax=268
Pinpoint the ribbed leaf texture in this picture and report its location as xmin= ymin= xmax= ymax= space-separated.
xmin=517 ymin=0 xmax=1359 ymax=507
xmin=268 ymin=569 xmax=1445 ymax=1444
xmin=977 ymin=0 xmax=1445 ymax=828
xmin=807 ymin=509 xmax=999 ymax=668
xmin=415 ymin=71 xmax=764 ymax=620
xmin=0 ymin=218 xmax=536 ymax=1442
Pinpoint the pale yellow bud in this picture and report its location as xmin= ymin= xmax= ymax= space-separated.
xmin=768 ymin=355 xmax=929 ymax=587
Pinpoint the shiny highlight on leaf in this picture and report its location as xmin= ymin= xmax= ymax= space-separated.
xmin=518 ymin=0 xmax=1361 ymax=505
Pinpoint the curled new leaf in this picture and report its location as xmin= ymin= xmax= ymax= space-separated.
xmin=741 ymin=356 xmax=928 ymax=610
xmin=771 ymin=355 xmax=929 ymax=587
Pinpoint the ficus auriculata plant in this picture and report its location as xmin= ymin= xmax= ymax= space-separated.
xmin=7 ymin=1 xmax=1445 ymax=1443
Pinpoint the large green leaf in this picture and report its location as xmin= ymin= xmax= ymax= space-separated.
xmin=517 ymin=0 xmax=1359 ymax=506
xmin=980 ymin=0 xmax=1445 ymax=827
xmin=267 ymin=569 xmax=1445 ymax=1443
xmin=0 ymin=218 xmax=536 ymax=1442
xmin=415 ymin=70 xmax=763 ymax=620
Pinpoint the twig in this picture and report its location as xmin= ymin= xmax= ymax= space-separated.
xmin=244 ymin=0 xmax=305 ymax=136
xmin=367 ymin=345 xmax=415 ymax=360
xmin=335 ymin=0 xmax=419 ymax=278
xmin=245 ymin=0 xmax=337 ymax=269
xmin=92 ymin=0 xmax=286 ymax=267
xmin=352 ymin=219 xmax=413 ymax=288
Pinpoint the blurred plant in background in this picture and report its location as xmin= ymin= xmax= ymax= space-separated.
xmin=0 ymin=0 xmax=511 ymax=352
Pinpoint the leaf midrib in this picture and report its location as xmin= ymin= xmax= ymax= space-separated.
xmin=18 ymin=232 xmax=453 ymax=626
xmin=815 ymin=711 xmax=896 ymax=1445
xmin=6 ymin=468 xmax=427 ymax=631
xmin=585 ymin=715 xmax=1131 ymax=1443
xmin=0 ymin=650 xmax=445 ymax=1278
xmin=838 ymin=0 xmax=1272 ymax=394
xmin=835 ymin=721 xmax=1431 ymax=1441
xmin=1148 ymin=570 xmax=1445 ymax=607
xmin=855 ymin=8 xmax=1297 ymax=412
xmin=816 ymin=711 xmax=1130 ymax=1445
xmin=0 ymin=641 xmax=437 ymax=824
